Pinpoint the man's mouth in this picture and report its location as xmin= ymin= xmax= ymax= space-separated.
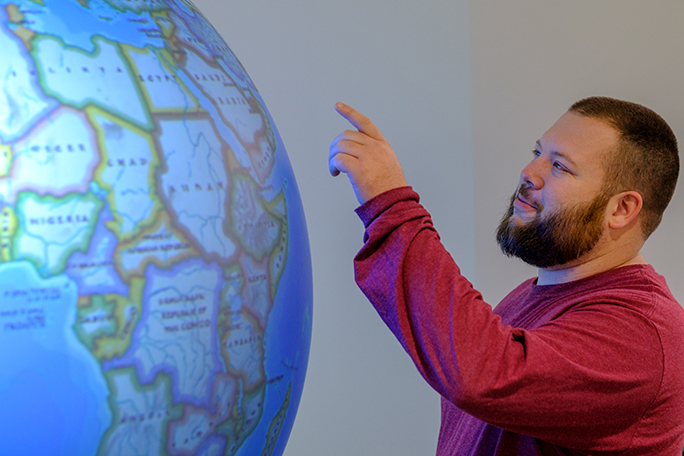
xmin=516 ymin=195 xmax=537 ymax=209
xmin=514 ymin=187 xmax=540 ymax=212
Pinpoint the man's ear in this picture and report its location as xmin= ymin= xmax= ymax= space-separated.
xmin=607 ymin=191 xmax=643 ymax=230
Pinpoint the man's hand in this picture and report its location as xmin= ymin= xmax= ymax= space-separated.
xmin=329 ymin=103 xmax=408 ymax=205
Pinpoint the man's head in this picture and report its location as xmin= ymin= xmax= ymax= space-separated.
xmin=568 ymin=97 xmax=679 ymax=238
xmin=497 ymin=96 xmax=679 ymax=269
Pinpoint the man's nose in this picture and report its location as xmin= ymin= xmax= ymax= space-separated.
xmin=519 ymin=158 xmax=545 ymax=190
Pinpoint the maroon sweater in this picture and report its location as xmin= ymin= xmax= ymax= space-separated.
xmin=354 ymin=187 xmax=684 ymax=455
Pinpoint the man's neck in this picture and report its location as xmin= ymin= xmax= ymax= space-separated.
xmin=537 ymin=251 xmax=648 ymax=286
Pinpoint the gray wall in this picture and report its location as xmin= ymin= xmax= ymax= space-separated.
xmin=471 ymin=1 xmax=684 ymax=305
xmin=191 ymin=0 xmax=684 ymax=454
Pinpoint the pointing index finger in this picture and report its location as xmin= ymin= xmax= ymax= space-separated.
xmin=335 ymin=102 xmax=384 ymax=140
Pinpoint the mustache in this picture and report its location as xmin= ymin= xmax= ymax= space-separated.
xmin=515 ymin=184 xmax=543 ymax=212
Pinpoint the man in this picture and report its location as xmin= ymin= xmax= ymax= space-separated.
xmin=329 ymin=97 xmax=684 ymax=455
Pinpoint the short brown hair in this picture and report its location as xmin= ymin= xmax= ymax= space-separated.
xmin=569 ymin=96 xmax=679 ymax=238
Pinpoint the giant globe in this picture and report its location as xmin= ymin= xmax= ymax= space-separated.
xmin=0 ymin=0 xmax=312 ymax=454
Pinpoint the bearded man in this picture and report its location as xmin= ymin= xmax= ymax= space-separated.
xmin=329 ymin=96 xmax=684 ymax=455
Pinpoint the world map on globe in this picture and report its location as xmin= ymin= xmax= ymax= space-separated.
xmin=0 ymin=0 xmax=312 ymax=454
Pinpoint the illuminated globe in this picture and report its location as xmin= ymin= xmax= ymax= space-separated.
xmin=0 ymin=0 xmax=312 ymax=454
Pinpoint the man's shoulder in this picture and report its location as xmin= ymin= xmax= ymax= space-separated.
xmin=494 ymin=264 xmax=684 ymax=328
xmin=576 ymin=264 xmax=682 ymax=318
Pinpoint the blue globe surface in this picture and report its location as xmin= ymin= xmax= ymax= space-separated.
xmin=0 ymin=0 xmax=312 ymax=454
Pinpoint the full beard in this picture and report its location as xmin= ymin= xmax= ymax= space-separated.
xmin=496 ymin=186 xmax=611 ymax=269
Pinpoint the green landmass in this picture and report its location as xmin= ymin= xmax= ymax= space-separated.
xmin=0 ymin=206 xmax=17 ymax=262
xmin=12 ymin=190 xmax=104 ymax=277
xmin=229 ymin=173 xmax=281 ymax=262
xmin=29 ymin=34 xmax=153 ymax=131
xmin=72 ymin=278 xmax=143 ymax=361
xmin=217 ymin=385 xmax=266 ymax=455
xmin=98 ymin=367 xmax=183 ymax=456
xmin=261 ymin=384 xmax=291 ymax=456
xmin=100 ymin=0 xmax=168 ymax=14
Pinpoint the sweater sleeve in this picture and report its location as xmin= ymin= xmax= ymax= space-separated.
xmin=354 ymin=187 xmax=663 ymax=450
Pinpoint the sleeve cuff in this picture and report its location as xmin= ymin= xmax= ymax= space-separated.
xmin=354 ymin=186 xmax=420 ymax=228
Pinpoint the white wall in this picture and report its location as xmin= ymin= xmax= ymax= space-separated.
xmin=191 ymin=0 xmax=684 ymax=454
xmin=190 ymin=0 xmax=475 ymax=454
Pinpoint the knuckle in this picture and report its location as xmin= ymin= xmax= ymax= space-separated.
xmin=342 ymin=130 xmax=358 ymax=140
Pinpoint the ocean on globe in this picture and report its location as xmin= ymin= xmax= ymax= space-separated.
xmin=0 ymin=0 xmax=312 ymax=454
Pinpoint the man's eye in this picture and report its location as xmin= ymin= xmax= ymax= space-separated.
xmin=533 ymin=150 xmax=541 ymax=157
xmin=553 ymin=162 xmax=566 ymax=171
